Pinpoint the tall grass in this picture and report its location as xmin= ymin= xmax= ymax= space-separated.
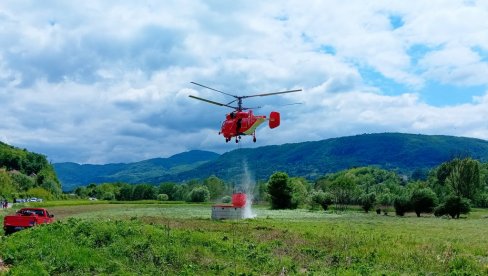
xmin=1 ymin=204 xmax=487 ymax=274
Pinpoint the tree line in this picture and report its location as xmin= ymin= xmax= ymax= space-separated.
xmin=71 ymin=157 xmax=488 ymax=219
xmin=268 ymin=157 xmax=488 ymax=218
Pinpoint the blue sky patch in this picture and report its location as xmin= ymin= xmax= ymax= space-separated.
xmin=319 ymin=45 xmax=336 ymax=55
xmin=389 ymin=15 xmax=404 ymax=30
xmin=419 ymin=81 xmax=486 ymax=106
xmin=359 ymin=66 xmax=409 ymax=96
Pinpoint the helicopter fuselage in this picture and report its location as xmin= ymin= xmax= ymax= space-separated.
xmin=220 ymin=110 xmax=280 ymax=143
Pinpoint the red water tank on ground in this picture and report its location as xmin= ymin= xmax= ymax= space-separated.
xmin=232 ymin=193 xmax=247 ymax=207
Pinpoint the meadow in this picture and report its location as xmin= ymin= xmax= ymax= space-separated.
xmin=1 ymin=201 xmax=487 ymax=275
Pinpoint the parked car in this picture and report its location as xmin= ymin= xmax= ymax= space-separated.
xmin=3 ymin=208 xmax=55 ymax=235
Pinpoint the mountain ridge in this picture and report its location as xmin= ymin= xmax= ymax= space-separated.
xmin=54 ymin=133 xmax=488 ymax=190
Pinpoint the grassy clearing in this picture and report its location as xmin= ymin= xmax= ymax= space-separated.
xmin=1 ymin=204 xmax=487 ymax=274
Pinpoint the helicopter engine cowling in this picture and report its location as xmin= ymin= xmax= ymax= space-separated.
xmin=269 ymin=111 xmax=280 ymax=129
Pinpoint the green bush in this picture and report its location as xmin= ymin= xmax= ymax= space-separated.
xmin=393 ymin=196 xmax=411 ymax=216
xmin=188 ymin=186 xmax=210 ymax=202
xmin=360 ymin=193 xmax=376 ymax=213
xmin=410 ymin=188 xmax=437 ymax=217
xmin=221 ymin=195 xmax=231 ymax=203
xmin=310 ymin=191 xmax=333 ymax=211
xmin=157 ymin=194 xmax=169 ymax=201
xmin=434 ymin=195 xmax=471 ymax=219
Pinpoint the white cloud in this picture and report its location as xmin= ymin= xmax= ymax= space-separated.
xmin=0 ymin=0 xmax=487 ymax=163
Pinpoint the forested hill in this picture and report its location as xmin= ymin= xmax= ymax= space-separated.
xmin=149 ymin=133 xmax=488 ymax=183
xmin=54 ymin=133 xmax=488 ymax=189
xmin=0 ymin=141 xmax=61 ymax=198
xmin=54 ymin=150 xmax=220 ymax=191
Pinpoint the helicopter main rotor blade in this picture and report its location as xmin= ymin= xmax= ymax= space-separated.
xmin=242 ymin=89 xmax=302 ymax=99
xmin=188 ymin=95 xmax=236 ymax=109
xmin=190 ymin=82 xmax=237 ymax=98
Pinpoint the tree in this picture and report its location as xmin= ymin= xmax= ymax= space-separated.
xmin=289 ymin=177 xmax=309 ymax=209
xmin=360 ymin=193 xmax=376 ymax=213
xmin=393 ymin=195 xmax=411 ymax=216
xmin=132 ymin=184 xmax=157 ymax=200
xmin=159 ymin=182 xmax=177 ymax=200
xmin=310 ymin=191 xmax=334 ymax=211
xmin=0 ymin=170 xmax=15 ymax=198
xmin=74 ymin=186 xmax=89 ymax=198
xmin=267 ymin=172 xmax=292 ymax=209
xmin=329 ymin=174 xmax=358 ymax=210
xmin=188 ymin=186 xmax=210 ymax=202
xmin=435 ymin=195 xmax=471 ymax=218
xmin=446 ymin=158 xmax=481 ymax=201
xmin=203 ymin=176 xmax=225 ymax=200
xmin=410 ymin=188 xmax=437 ymax=217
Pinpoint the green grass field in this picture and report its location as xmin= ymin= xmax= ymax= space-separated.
xmin=1 ymin=202 xmax=487 ymax=275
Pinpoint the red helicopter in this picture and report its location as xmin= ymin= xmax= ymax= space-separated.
xmin=189 ymin=82 xmax=302 ymax=143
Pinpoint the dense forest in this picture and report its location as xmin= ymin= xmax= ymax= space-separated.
xmin=0 ymin=141 xmax=61 ymax=200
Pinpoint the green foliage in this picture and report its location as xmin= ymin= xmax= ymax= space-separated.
xmin=435 ymin=195 xmax=471 ymax=218
xmin=157 ymin=194 xmax=169 ymax=201
xmin=310 ymin=190 xmax=334 ymax=211
xmin=474 ymin=193 xmax=488 ymax=208
xmin=445 ymin=158 xmax=481 ymax=201
xmin=360 ymin=193 xmax=376 ymax=213
xmin=188 ymin=186 xmax=210 ymax=202
xmin=288 ymin=177 xmax=309 ymax=209
xmin=267 ymin=172 xmax=292 ymax=209
xmin=0 ymin=142 xmax=61 ymax=198
xmin=410 ymin=188 xmax=437 ymax=217
xmin=203 ymin=175 xmax=225 ymax=200
xmin=0 ymin=169 xmax=16 ymax=198
xmin=221 ymin=195 xmax=231 ymax=203
xmin=158 ymin=182 xmax=177 ymax=200
xmin=393 ymin=195 xmax=411 ymax=216
xmin=329 ymin=174 xmax=359 ymax=210
xmin=26 ymin=187 xmax=54 ymax=200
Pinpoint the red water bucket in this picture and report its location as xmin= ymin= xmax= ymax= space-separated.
xmin=232 ymin=193 xmax=247 ymax=207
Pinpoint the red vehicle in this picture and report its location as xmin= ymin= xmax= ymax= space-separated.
xmin=3 ymin=208 xmax=54 ymax=235
xmin=189 ymin=82 xmax=301 ymax=143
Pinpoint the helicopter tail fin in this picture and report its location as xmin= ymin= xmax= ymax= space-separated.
xmin=269 ymin=111 xmax=280 ymax=129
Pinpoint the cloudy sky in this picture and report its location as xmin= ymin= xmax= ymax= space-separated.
xmin=1 ymin=0 xmax=488 ymax=164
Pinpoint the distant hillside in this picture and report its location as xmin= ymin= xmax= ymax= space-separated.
xmin=54 ymin=133 xmax=488 ymax=189
xmin=54 ymin=150 xmax=220 ymax=191
xmin=150 ymin=133 xmax=488 ymax=183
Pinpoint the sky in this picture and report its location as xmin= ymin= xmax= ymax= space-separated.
xmin=1 ymin=0 xmax=488 ymax=164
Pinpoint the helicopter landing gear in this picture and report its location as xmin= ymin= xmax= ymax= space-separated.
xmin=253 ymin=132 xmax=257 ymax=143
xmin=235 ymin=138 xmax=239 ymax=143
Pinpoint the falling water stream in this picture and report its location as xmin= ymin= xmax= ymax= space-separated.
xmin=240 ymin=160 xmax=257 ymax=218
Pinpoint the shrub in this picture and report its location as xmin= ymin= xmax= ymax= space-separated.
xmin=410 ymin=188 xmax=437 ymax=217
xmin=311 ymin=191 xmax=334 ymax=211
xmin=157 ymin=194 xmax=169 ymax=201
xmin=221 ymin=196 xmax=231 ymax=203
xmin=434 ymin=195 xmax=471 ymax=219
xmin=360 ymin=193 xmax=376 ymax=213
xmin=393 ymin=196 xmax=411 ymax=216
xmin=188 ymin=186 xmax=210 ymax=202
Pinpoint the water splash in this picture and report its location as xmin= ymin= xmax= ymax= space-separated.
xmin=241 ymin=160 xmax=257 ymax=218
